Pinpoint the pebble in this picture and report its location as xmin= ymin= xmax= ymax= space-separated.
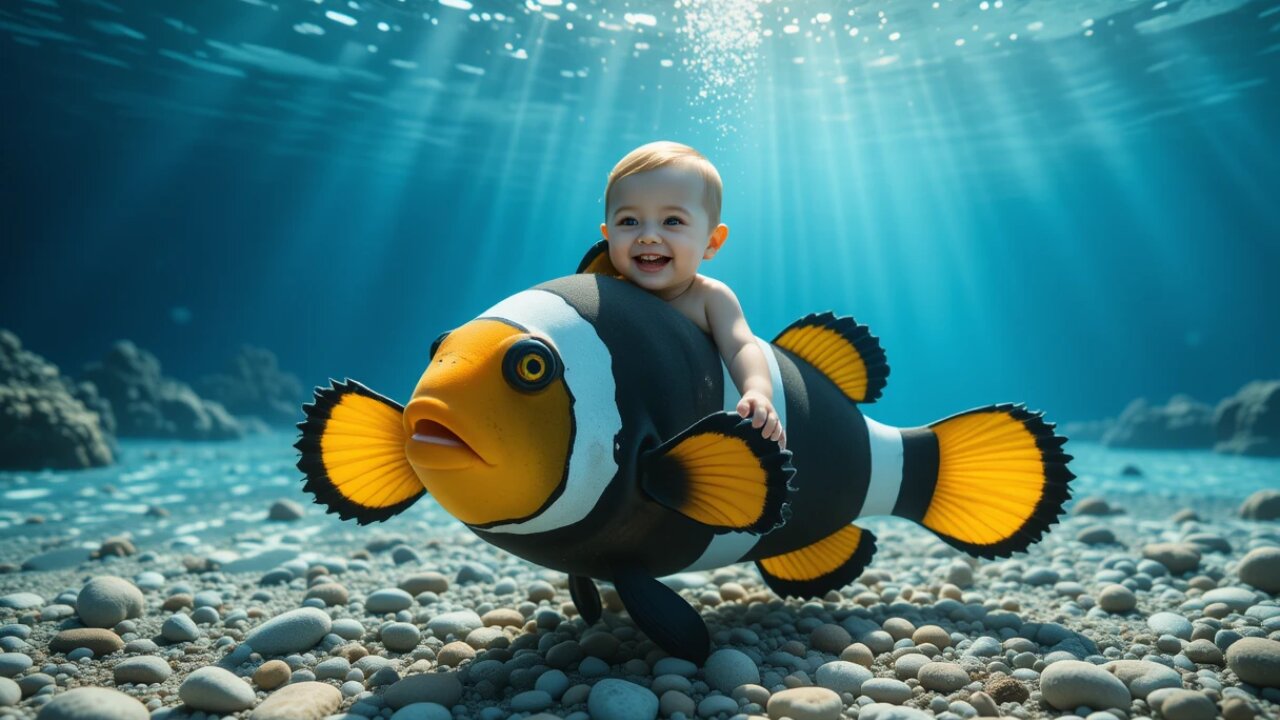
xmin=400 ymin=572 xmax=449 ymax=596
xmin=49 ymin=628 xmax=123 ymax=656
xmin=1103 ymin=660 xmax=1182 ymax=699
xmin=426 ymin=610 xmax=483 ymax=639
xmin=659 ymin=689 xmax=695 ymax=717
xmin=437 ymin=640 xmax=476 ymax=666
xmin=1148 ymin=612 xmax=1194 ymax=640
xmin=1158 ymin=689 xmax=1217 ymax=720
xmin=254 ymin=659 xmax=291 ymax=689
xmin=1184 ymin=638 xmax=1224 ymax=665
xmin=1077 ymin=527 xmax=1116 ymax=545
xmin=1040 ymin=660 xmax=1131 ymax=711
xmin=814 ymin=660 xmax=871 ymax=694
xmin=587 ymin=679 xmax=659 ymax=720
xmin=332 ymin=618 xmax=365 ymax=640
xmin=178 ymin=666 xmax=256 ymax=712
xmin=267 ymin=499 xmax=305 ymax=520
xmin=912 ymin=625 xmax=952 ymax=649
xmin=383 ymin=672 xmax=464 ymax=709
xmin=35 ymin=687 xmax=149 ymax=719
xmin=113 ymin=656 xmax=172 ymax=685
xmin=810 ymin=624 xmax=852 ymax=654
xmin=894 ymin=653 xmax=931 ymax=680
xmin=1200 ymin=587 xmax=1255 ymax=612
xmin=481 ymin=608 xmax=524 ymax=628
xmin=964 ymin=636 xmax=1002 ymax=658
xmin=366 ymin=588 xmax=414 ymax=613
xmin=1238 ymin=489 xmax=1280 ymax=520
xmin=0 ymin=593 xmax=44 ymax=610
xmin=859 ymin=704 xmax=932 ymax=720
xmin=969 ymin=691 xmax=999 ymax=717
xmin=305 ymin=583 xmax=349 ymax=606
xmin=1224 ymin=637 xmax=1280 ymax=688
xmin=918 ymin=662 xmax=970 ymax=692
xmin=455 ymin=561 xmax=495 ymax=585
xmin=0 ymin=653 xmax=33 ymax=677
xmin=161 ymin=613 xmax=200 ymax=642
xmin=705 ymin=648 xmax=760 ymax=693
xmin=75 ymin=577 xmax=144 ymax=629
xmin=766 ymin=686 xmax=842 ymax=720
xmin=250 ymin=681 xmax=341 ymax=719
xmin=389 ymin=703 xmax=452 ymax=720
xmin=245 ymin=607 xmax=332 ymax=655
xmin=511 ymin=690 xmax=553 ymax=712
xmin=1143 ymin=543 xmax=1201 ymax=574
xmin=1237 ymin=547 xmax=1280 ymax=592
xmin=0 ymin=677 xmax=18 ymax=707
xmin=382 ymin=622 xmax=422 ymax=652
xmin=1097 ymin=584 xmax=1137 ymax=613
xmin=861 ymin=678 xmax=913 ymax=704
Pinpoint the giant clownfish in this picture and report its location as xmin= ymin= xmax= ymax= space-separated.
xmin=295 ymin=244 xmax=1074 ymax=662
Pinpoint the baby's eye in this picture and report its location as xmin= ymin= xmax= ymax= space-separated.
xmin=664 ymin=216 xmax=684 ymax=225
xmin=618 ymin=217 xmax=637 ymax=226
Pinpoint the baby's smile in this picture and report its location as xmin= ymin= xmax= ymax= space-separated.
xmin=633 ymin=252 xmax=671 ymax=272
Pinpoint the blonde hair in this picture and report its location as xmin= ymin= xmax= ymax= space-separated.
xmin=604 ymin=141 xmax=723 ymax=227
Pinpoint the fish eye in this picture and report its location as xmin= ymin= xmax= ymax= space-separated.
xmin=429 ymin=331 xmax=450 ymax=360
xmin=502 ymin=338 xmax=560 ymax=393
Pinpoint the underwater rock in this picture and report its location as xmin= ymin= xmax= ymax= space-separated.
xmin=1213 ymin=380 xmax=1280 ymax=456
xmin=1102 ymin=395 xmax=1214 ymax=449
xmin=199 ymin=345 xmax=305 ymax=426
xmin=0 ymin=329 xmax=114 ymax=470
xmin=80 ymin=340 xmax=243 ymax=441
xmin=1238 ymin=490 xmax=1280 ymax=521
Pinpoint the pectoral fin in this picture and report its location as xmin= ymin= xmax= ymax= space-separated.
xmin=569 ymin=575 xmax=602 ymax=626
xmin=295 ymin=379 xmax=425 ymax=525
xmin=756 ymin=524 xmax=877 ymax=598
xmin=612 ymin=563 xmax=709 ymax=663
xmin=640 ymin=412 xmax=795 ymax=534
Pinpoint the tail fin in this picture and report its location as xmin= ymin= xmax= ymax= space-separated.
xmin=901 ymin=404 xmax=1073 ymax=558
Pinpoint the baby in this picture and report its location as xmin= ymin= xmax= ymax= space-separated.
xmin=598 ymin=141 xmax=785 ymax=449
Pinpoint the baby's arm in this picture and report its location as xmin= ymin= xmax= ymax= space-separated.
xmin=704 ymin=280 xmax=786 ymax=448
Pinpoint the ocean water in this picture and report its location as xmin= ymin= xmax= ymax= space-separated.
xmin=3 ymin=0 xmax=1278 ymax=428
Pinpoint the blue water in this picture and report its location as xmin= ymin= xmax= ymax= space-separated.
xmin=4 ymin=0 xmax=1278 ymax=427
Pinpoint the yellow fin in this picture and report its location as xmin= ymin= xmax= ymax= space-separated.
xmin=757 ymin=524 xmax=877 ymax=598
xmin=773 ymin=312 xmax=888 ymax=403
xmin=296 ymin=379 xmax=425 ymax=525
xmin=641 ymin=412 xmax=794 ymax=533
xmin=922 ymin=404 xmax=1073 ymax=557
xmin=576 ymin=240 xmax=620 ymax=276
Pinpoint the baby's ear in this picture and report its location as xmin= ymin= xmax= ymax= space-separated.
xmin=600 ymin=223 xmax=609 ymax=240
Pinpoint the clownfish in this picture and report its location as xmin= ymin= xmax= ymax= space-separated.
xmin=295 ymin=244 xmax=1074 ymax=662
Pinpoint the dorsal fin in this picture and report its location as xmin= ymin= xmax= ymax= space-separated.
xmin=772 ymin=312 xmax=889 ymax=403
xmin=576 ymin=240 xmax=620 ymax=276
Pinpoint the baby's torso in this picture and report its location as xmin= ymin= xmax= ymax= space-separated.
xmin=667 ymin=276 xmax=713 ymax=334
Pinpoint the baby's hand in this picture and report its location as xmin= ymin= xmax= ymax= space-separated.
xmin=736 ymin=390 xmax=786 ymax=450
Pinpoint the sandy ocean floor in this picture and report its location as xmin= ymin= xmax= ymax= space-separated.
xmin=0 ymin=434 xmax=1277 ymax=720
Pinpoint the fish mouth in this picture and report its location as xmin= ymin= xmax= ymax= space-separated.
xmin=412 ymin=419 xmax=466 ymax=448
xmin=404 ymin=403 xmax=489 ymax=470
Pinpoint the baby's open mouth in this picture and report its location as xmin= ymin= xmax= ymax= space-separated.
xmin=635 ymin=254 xmax=671 ymax=272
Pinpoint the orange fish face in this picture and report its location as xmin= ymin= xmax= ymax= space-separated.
xmin=403 ymin=319 xmax=574 ymax=526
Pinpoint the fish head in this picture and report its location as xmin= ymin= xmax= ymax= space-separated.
xmin=403 ymin=318 xmax=573 ymax=526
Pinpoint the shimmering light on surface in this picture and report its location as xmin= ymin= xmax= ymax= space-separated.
xmin=324 ymin=10 xmax=357 ymax=26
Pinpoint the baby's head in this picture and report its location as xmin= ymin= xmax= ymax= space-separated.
xmin=600 ymin=141 xmax=729 ymax=299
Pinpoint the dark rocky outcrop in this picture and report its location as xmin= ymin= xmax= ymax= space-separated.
xmin=81 ymin=341 xmax=243 ymax=441
xmin=1214 ymin=380 xmax=1280 ymax=457
xmin=1101 ymin=395 xmax=1215 ymax=450
xmin=0 ymin=330 xmax=114 ymax=469
xmin=199 ymin=346 xmax=305 ymax=426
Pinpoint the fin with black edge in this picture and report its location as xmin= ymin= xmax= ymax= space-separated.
xmin=295 ymin=379 xmax=425 ymax=525
xmin=640 ymin=411 xmax=795 ymax=534
xmin=569 ymin=575 xmax=602 ymax=625
xmin=772 ymin=312 xmax=889 ymax=403
xmin=901 ymin=403 xmax=1074 ymax=558
xmin=756 ymin=524 xmax=877 ymax=598
xmin=576 ymin=239 xmax=620 ymax=275
xmin=612 ymin=563 xmax=710 ymax=663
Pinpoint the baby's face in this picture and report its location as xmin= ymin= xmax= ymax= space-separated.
xmin=602 ymin=166 xmax=725 ymax=299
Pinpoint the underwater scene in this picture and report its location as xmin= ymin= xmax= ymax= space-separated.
xmin=2 ymin=0 xmax=1279 ymax=718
